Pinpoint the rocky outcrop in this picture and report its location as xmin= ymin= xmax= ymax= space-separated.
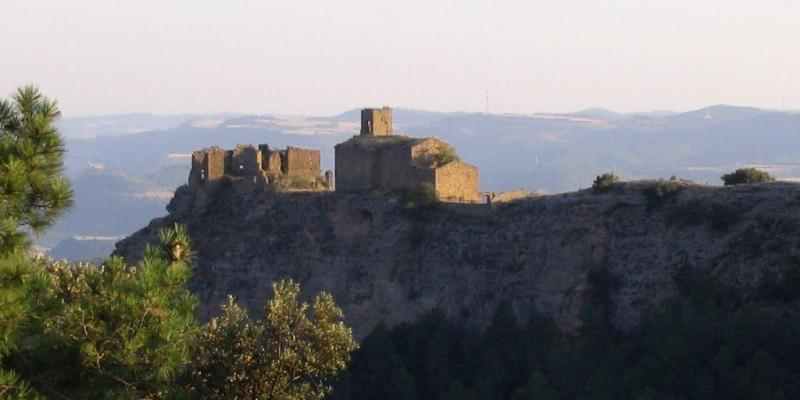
xmin=115 ymin=178 xmax=800 ymax=337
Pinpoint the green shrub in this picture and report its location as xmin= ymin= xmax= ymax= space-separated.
xmin=186 ymin=281 xmax=357 ymax=400
xmin=642 ymin=180 xmax=682 ymax=210
xmin=392 ymin=183 xmax=438 ymax=209
xmin=721 ymin=168 xmax=775 ymax=186
xmin=433 ymin=144 xmax=459 ymax=167
xmin=592 ymin=172 xmax=620 ymax=193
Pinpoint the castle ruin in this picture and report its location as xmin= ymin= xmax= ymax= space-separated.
xmin=335 ymin=108 xmax=480 ymax=202
xmin=187 ymin=107 xmax=480 ymax=202
xmin=189 ymin=144 xmax=329 ymax=190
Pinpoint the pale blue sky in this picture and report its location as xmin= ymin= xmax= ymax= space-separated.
xmin=1 ymin=0 xmax=798 ymax=116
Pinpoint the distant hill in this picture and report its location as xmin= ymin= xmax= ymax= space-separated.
xmin=40 ymin=166 xmax=171 ymax=259
xmin=48 ymin=236 xmax=119 ymax=263
xmin=566 ymin=107 xmax=622 ymax=119
xmin=57 ymin=113 xmax=240 ymax=139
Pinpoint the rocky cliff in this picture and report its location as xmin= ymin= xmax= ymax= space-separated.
xmin=115 ymin=179 xmax=800 ymax=337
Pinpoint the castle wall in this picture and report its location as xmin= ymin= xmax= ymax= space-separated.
xmin=360 ymin=108 xmax=393 ymax=136
xmin=335 ymin=144 xmax=380 ymax=192
xmin=231 ymin=145 xmax=261 ymax=177
xmin=188 ymin=144 xmax=322 ymax=189
xmin=434 ymin=161 xmax=480 ymax=203
xmin=189 ymin=147 xmax=227 ymax=187
xmin=283 ymin=147 xmax=321 ymax=180
xmin=325 ymin=170 xmax=334 ymax=189
xmin=263 ymin=151 xmax=283 ymax=181
xmin=204 ymin=147 xmax=227 ymax=182
xmin=189 ymin=151 xmax=205 ymax=186
xmin=378 ymin=144 xmax=435 ymax=190
xmin=258 ymin=144 xmax=273 ymax=170
xmin=337 ymin=108 xmax=480 ymax=201
xmin=492 ymin=189 xmax=528 ymax=203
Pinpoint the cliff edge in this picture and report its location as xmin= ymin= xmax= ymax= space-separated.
xmin=115 ymin=179 xmax=800 ymax=337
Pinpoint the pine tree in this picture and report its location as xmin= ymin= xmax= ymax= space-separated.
xmin=0 ymin=85 xmax=71 ymax=254
xmin=0 ymin=85 xmax=71 ymax=399
xmin=2 ymin=224 xmax=198 ymax=399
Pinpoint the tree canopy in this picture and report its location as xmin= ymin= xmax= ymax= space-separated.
xmin=721 ymin=167 xmax=775 ymax=186
xmin=0 ymin=85 xmax=71 ymax=254
xmin=186 ymin=280 xmax=358 ymax=400
xmin=1 ymin=225 xmax=198 ymax=399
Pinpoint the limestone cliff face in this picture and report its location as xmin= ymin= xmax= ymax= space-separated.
xmin=115 ymin=179 xmax=800 ymax=337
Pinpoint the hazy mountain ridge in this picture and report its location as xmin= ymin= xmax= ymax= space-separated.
xmin=43 ymin=167 xmax=170 ymax=257
xmin=57 ymin=113 xmax=241 ymax=139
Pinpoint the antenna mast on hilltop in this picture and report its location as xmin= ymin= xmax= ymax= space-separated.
xmin=485 ymin=90 xmax=490 ymax=115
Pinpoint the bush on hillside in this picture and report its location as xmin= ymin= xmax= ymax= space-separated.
xmin=721 ymin=168 xmax=775 ymax=186
xmin=592 ymin=172 xmax=620 ymax=193
xmin=642 ymin=180 xmax=682 ymax=210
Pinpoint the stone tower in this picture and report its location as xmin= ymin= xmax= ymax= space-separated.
xmin=360 ymin=107 xmax=393 ymax=136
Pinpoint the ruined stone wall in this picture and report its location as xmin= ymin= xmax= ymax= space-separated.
xmin=492 ymin=189 xmax=528 ymax=203
xmin=189 ymin=151 xmax=205 ymax=186
xmin=378 ymin=144 xmax=435 ymax=190
xmin=283 ymin=147 xmax=320 ymax=180
xmin=205 ymin=148 xmax=227 ymax=181
xmin=189 ymin=147 xmax=228 ymax=187
xmin=258 ymin=145 xmax=274 ymax=170
xmin=189 ymin=144 xmax=323 ymax=189
xmin=263 ymin=151 xmax=282 ymax=181
xmin=360 ymin=108 xmax=393 ymax=136
xmin=335 ymin=137 xmax=473 ymax=197
xmin=335 ymin=144 xmax=380 ymax=192
xmin=434 ymin=161 xmax=480 ymax=202
xmin=231 ymin=145 xmax=262 ymax=177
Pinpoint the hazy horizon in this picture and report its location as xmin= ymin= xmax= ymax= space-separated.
xmin=3 ymin=0 xmax=798 ymax=117
xmin=54 ymin=104 xmax=799 ymax=120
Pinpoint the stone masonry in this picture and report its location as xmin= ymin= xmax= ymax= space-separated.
xmin=336 ymin=108 xmax=480 ymax=202
xmin=189 ymin=146 xmax=227 ymax=186
xmin=189 ymin=144 xmax=327 ymax=190
xmin=283 ymin=147 xmax=321 ymax=180
xmin=188 ymin=107 xmax=480 ymax=202
xmin=360 ymin=107 xmax=393 ymax=136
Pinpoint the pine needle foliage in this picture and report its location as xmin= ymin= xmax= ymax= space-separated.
xmin=0 ymin=85 xmax=72 ymax=254
xmin=0 ymin=225 xmax=198 ymax=399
